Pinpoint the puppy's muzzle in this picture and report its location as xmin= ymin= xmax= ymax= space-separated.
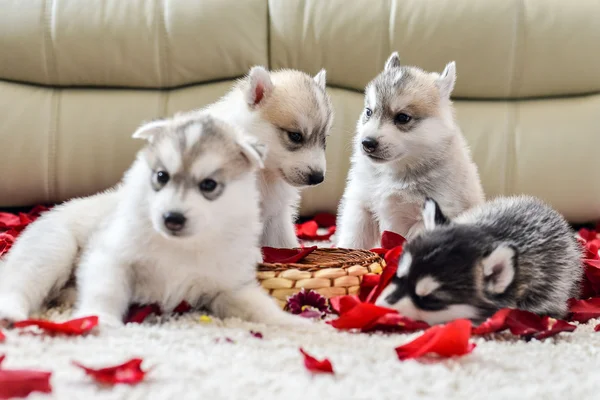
xmin=361 ymin=137 xmax=379 ymax=153
xmin=163 ymin=211 xmax=186 ymax=233
xmin=307 ymin=170 xmax=324 ymax=186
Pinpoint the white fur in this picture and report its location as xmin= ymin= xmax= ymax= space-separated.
xmin=336 ymin=59 xmax=484 ymax=249
xmin=0 ymin=116 xmax=305 ymax=328
xmin=396 ymin=252 xmax=412 ymax=278
xmin=376 ymin=285 xmax=480 ymax=325
xmin=482 ymin=245 xmax=516 ymax=294
xmin=415 ymin=276 xmax=441 ymax=297
xmin=422 ymin=199 xmax=437 ymax=231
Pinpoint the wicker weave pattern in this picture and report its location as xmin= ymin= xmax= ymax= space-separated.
xmin=257 ymin=248 xmax=384 ymax=308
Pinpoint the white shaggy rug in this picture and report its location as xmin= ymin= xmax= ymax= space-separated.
xmin=1 ymin=300 xmax=599 ymax=400
xmin=2 ymin=231 xmax=600 ymax=400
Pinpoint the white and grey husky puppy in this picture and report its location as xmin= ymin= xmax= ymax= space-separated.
xmin=376 ymin=196 xmax=583 ymax=325
xmin=0 ymin=114 xmax=304 ymax=327
xmin=199 ymin=66 xmax=334 ymax=248
xmin=336 ymin=53 xmax=484 ymax=249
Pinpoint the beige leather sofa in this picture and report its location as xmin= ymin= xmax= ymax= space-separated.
xmin=1 ymin=0 xmax=599 ymax=222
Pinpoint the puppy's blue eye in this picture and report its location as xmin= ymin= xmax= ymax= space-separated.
xmin=156 ymin=171 xmax=170 ymax=185
xmin=199 ymin=178 xmax=217 ymax=192
xmin=395 ymin=113 xmax=412 ymax=124
xmin=287 ymin=131 xmax=303 ymax=144
xmin=365 ymin=108 xmax=373 ymax=118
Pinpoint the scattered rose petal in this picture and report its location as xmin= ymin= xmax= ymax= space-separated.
xmin=199 ymin=315 xmax=212 ymax=324
xmin=286 ymin=289 xmax=330 ymax=316
xmin=329 ymin=295 xmax=361 ymax=315
xmin=505 ymin=309 xmax=547 ymax=336
xmin=533 ymin=317 xmax=576 ymax=340
xmin=312 ymin=213 xmax=336 ymax=228
xmin=394 ymin=319 xmax=476 ymax=361
xmin=173 ymin=301 xmax=192 ymax=314
xmin=0 ymin=357 xmax=52 ymax=399
xmin=328 ymin=302 xmax=396 ymax=331
xmin=299 ymin=348 xmax=334 ymax=374
xmin=381 ymin=230 xmax=406 ymax=250
xmin=472 ymin=308 xmax=511 ymax=335
xmin=358 ymin=274 xmax=380 ymax=302
xmin=365 ymin=246 xmax=404 ymax=303
xmin=295 ymin=221 xmax=336 ymax=241
xmin=0 ymin=330 xmax=4 ymax=342
xmin=262 ymin=246 xmax=317 ymax=264
xmin=568 ymin=298 xmax=600 ymax=323
xmin=368 ymin=313 xmax=430 ymax=333
xmin=250 ymin=331 xmax=263 ymax=339
xmin=13 ymin=316 xmax=98 ymax=336
xmin=73 ymin=358 xmax=146 ymax=386
xmin=125 ymin=304 xmax=161 ymax=324
xmin=595 ymin=324 xmax=600 ymax=332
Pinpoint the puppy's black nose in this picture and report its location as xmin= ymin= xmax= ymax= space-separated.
xmin=163 ymin=211 xmax=186 ymax=232
xmin=308 ymin=171 xmax=324 ymax=185
xmin=362 ymin=137 xmax=379 ymax=153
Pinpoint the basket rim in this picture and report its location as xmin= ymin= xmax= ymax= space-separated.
xmin=258 ymin=247 xmax=383 ymax=271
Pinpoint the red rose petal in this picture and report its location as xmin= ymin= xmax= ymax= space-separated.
xmin=472 ymin=308 xmax=511 ymax=335
xmin=73 ymin=358 xmax=146 ymax=386
xmin=395 ymin=319 xmax=476 ymax=361
xmin=533 ymin=317 xmax=576 ymax=340
xmin=313 ymin=213 xmax=336 ymax=228
xmin=595 ymin=324 xmax=600 ymax=332
xmin=299 ymin=348 xmax=334 ymax=374
xmin=13 ymin=316 xmax=98 ymax=336
xmin=328 ymin=295 xmax=361 ymax=315
xmin=125 ymin=304 xmax=162 ymax=324
xmin=381 ymin=231 xmax=406 ymax=250
xmin=358 ymin=274 xmax=380 ymax=302
xmin=505 ymin=309 xmax=546 ymax=336
xmin=262 ymin=246 xmax=317 ymax=263
xmin=295 ymin=221 xmax=318 ymax=238
xmin=173 ymin=301 xmax=192 ymax=314
xmin=0 ymin=330 xmax=4 ymax=342
xmin=365 ymin=246 xmax=403 ymax=304
xmin=328 ymin=302 xmax=396 ymax=331
xmin=568 ymin=298 xmax=600 ymax=323
xmin=295 ymin=220 xmax=336 ymax=241
xmin=250 ymin=331 xmax=263 ymax=339
xmin=0 ymin=356 xmax=52 ymax=399
xmin=368 ymin=313 xmax=429 ymax=333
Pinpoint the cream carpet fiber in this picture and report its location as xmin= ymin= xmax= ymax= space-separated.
xmin=1 ymin=302 xmax=599 ymax=399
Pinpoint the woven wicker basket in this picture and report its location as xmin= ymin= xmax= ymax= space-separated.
xmin=257 ymin=248 xmax=385 ymax=308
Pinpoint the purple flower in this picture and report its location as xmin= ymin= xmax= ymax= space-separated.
xmin=285 ymin=289 xmax=331 ymax=319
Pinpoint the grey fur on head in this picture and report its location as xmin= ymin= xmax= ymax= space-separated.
xmin=378 ymin=195 xmax=583 ymax=324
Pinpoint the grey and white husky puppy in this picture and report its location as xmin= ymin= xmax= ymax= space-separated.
xmin=376 ymin=196 xmax=583 ymax=325
xmin=0 ymin=114 xmax=305 ymax=327
xmin=336 ymin=53 xmax=484 ymax=249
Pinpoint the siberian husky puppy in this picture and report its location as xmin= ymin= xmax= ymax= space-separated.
xmin=336 ymin=53 xmax=484 ymax=249
xmin=376 ymin=196 xmax=583 ymax=325
xmin=0 ymin=114 xmax=305 ymax=327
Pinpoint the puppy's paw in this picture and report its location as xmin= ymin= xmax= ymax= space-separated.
xmin=0 ymin=294 xmax=29 ymax=325
xmin=261 ymin=311 xmax=313 ymax=327
xmin=73 ymin=310 xmax=123 ymax=330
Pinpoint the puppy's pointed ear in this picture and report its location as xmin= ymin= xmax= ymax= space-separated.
xmin=313 ymin=69 xmax=327 ymax=90
xmin=131 ymin=119 xmax=168 ymax=143
xmin=245 ymin=66 xmax=274 ymax=107
xmin=482 ymin=244 xmax=517 ymax=294
xmin=238 ymin=135 xmax=267 ymax=170
xmin=385 ymin=52 xmax=401 ymax=71
xmin=422 ymin=198 xmax=450 ymax=231
xmin=436 ymin=61 xmax=456 ymax=99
